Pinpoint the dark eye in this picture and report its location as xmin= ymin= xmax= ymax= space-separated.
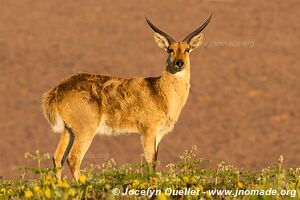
xmin=167 ymin=48 xmax=174 ymax=53
xmin=185 ymin=48 xmax=190 ymax=53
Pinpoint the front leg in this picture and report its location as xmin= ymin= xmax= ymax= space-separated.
xmin=141 ymin=128 xmax=157 ymax=174
xmin=153 ymin=143 xmax=160 ymax=169
xmin=154 ymin=132 xmax=165 ymax=169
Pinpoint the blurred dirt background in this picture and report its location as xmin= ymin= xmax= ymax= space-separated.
xmin=0 ymin=0 xmax=299 ymax=179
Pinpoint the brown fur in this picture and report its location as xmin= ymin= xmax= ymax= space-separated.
xmin=42 ymin=17 xmax=210 ymax=181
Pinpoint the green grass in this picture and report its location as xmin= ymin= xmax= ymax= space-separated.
xmin=0 ymin=146 xmax=299 ymax=199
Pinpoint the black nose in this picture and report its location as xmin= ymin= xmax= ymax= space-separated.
xmin=175 ymin=59 xmax=184 ymax=67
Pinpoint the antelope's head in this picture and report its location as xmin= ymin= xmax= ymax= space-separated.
xmin=146 ymin=15 xmax=212 ymax=74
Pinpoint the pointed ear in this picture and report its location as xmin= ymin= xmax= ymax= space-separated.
xmin=153 ymin=32 xmax=170 ymax=50
xmin=188 ymin=33 xmax=204 ymax=50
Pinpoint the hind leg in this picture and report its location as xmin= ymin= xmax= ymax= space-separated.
xmin=53 ymin=130 xmax=69 ymax=180
xmin=57 ymin=91 xmax=101 ymax=181
xmin=67 ymin=127 xmax=96 ymax=181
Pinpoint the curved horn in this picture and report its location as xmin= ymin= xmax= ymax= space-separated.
xmin=145 ymin=17 xmax=176 ymax=44
xmin=182 ymin=14 xmax=212 ymax=43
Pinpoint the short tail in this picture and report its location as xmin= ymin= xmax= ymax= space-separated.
xmin=42 ymin=90 xmax=64 ymax=133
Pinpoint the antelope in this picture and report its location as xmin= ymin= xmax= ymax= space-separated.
xmin=42 ymin=15 xmax=212 ymax=181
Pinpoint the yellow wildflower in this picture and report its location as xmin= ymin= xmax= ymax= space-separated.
xmin=79 ymin=175 xmax=87 ymax=184
xmin=43 ymin=176 xmax=53 ymax=186
xmin=44 ymin=188 xmax=51 ymax=199
xmin=139 ymin=182 xmax=147 ymax=189
xmin=25 ymin=190 xmax=33 ymax=198
xmin=68 ymin=188 xmax=76 ymax=197
xmin=45 ymin=175 xmax=53 ymax=181
xmin=149 ymin=185 xmax=156 ymax=190
xmin=105 ymin=183 xmax=111 ymax=190
xmin=151 ymin=177 xmax=158 ymax=182
xmin=86 ymin=185 xmax=93 ymax=191
xmin=33 ymin=186 xmax=43 ymax=195
xmin=0 ymin=188 xmax=6 ymax=194
xmin=157 ymin=193 xmax=168 ymax=200
xmin=183 ymin=176 xmax=189 ymax=183
xmin=190 ymin=177 xmax=197 ymax=183
xmin=237 ymin=181 xmax=244 ymax=189
xmin=205 ymin=191 xmax=212 ymax=199
xmin=132 ymin=179 xmax=139 ymax=188
xmin=195 ymin=184 xmax=203 ymax=191
xmin=7 ymin=189 xmax=13 ymax=195
xmin=43 ymin=180 xmax=50 ymax=186
xmin=57 ymin=180 xmax=69 ymax=188
xmin=33 ymin=186 xmax=41 ymax=193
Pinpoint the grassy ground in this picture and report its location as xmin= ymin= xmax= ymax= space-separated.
xmin=0 ymin=146 xmax=299 ymax=199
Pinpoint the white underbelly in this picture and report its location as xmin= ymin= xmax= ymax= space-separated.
xmin=95 ymin=115 xmax=138 ymax=136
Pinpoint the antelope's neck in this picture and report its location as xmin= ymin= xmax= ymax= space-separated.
xmin=159 ymin=65 xmax=191 ymax=121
